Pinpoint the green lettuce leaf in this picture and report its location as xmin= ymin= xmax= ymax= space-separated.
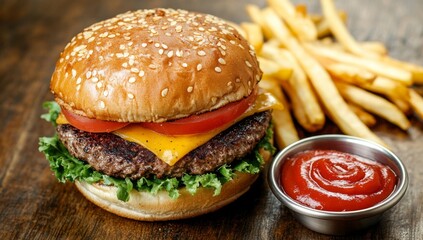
xmin=39 ymin=101 xmax=275 ymax=202
xmin=41 ymin=101 xmax=61 ymax=126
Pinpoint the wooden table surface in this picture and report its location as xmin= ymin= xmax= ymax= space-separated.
xmin=1 ymin=0 xmax=422 ymax=239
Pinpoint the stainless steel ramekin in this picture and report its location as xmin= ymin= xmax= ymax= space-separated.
xmin=268 ymin=134 xmax=408 ymax=235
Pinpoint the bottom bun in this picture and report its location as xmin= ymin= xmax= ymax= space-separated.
xmin=75 ymin=149 xmax=272 ymax=221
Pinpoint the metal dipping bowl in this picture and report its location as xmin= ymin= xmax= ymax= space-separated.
xmin=268 ymin=134 xmax=409 ymax=235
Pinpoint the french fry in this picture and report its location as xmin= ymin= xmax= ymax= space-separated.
xmin=388 ymin=96 xmax=412 ymax=114
xmin=246 ymin=4 xmax=274 ymax=39
xmin=258 ymin=56 xmax=293 ymax=81
xmin=408 ymin=89 xmax=423 ymax=119
xmin=304 ymin=43 xmax=413 ymax=86
xmin=259 ymin=78 xmax=300 ymax=147
xmin=295 ymin=4 xmax=308 ymax=16
xmin=361 ymin=41 xmax=388 ymax=56
xmin=241 ymin=22 xmax=264 ymax=51
xmin=260 ymin=7 xmax=387 ymax=146
xmin=260 ymin=43 xmax=325 ymax=128
xmin=320 ymin=0 xmax=380 ymax=59
xmin=336 ymin=82 xmax=410 ymax=130
xmin=315 ymin=11 xmax=348 ymax=38
xmin=267 ymin=0 xmax=317 ymax=41
xmin=358 ymin=77 xmax=410 ymax=102
xmin=347 ymin=103 xmax=377 ymax=127
xmin=380 ymin=57 xmax=423 ymax=84
xmin=281 ymin=81 xmax=322 ymax=132
xmin=324 ymin=62 xmax=376 ymax=85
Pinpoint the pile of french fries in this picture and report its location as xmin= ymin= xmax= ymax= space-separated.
xmin=236 ymin=0 xmax=423 ymax=148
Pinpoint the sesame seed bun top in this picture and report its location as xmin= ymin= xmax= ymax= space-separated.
xmin=50 ymin=8 xmax=262 ymax=122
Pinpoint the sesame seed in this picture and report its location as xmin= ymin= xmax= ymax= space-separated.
xmin=100 ymin=101 xmax=105 ymax=109
xmin=197 ymin=64 xmax=202 ymax=71
xmin=138 ymin=70 xmax=145 ymax=77
xmin=86 ymin=71 xmax=92 ymax=79
xmin=141 ymin=43 xmax=147 ymax=47
xmin=73 ymin=44 xmax=87 ymax=52
xmin=255 ymin=74 xmax=260 ymax=81
xmin=97 ymin=82 xmax=103 ymax=88
xmin=76 ymin=77 xmax=82 ymax=84
xmin=119 ymin=44 xmax=125 ymax=50
xmin=197 ymin=50 xmax=206 ymax=56
xmin=91 ymin=25 xmax=102 ymax=31
xmin=182 ymin=63 xmax=188 ymax=68
xmin=108 ymin=34 xmax=116 ymax=38
xmin=92 ymin=77 xmax=99 ymax=83
xmin=229 ymin=40 xmax=236 ymax=45
xmin=167 ymin=50 xmax=174 ymax=58
xmin=218 ymin=58 xmax=226 ymax=65
xmin=131 ymin=67 xmax=139 ymax=73
xmin=128 ymin=93 xmax=134 ymax=99
xmin=175 ymin=25 xmax=182 ymax=32
xmin=92 ymin=70 xmax=97 ymax=76
xmin=83 ymin=31 xmax=93 ymax=39
xmin=154 ymin=43 xmax=160 ymax=48
xmin=176 ymin=50 xmax=183 ymax=57
xmin=103 ymin=90 xmax=109 ymax=97
xmin=161 ymin=44 xmax=168 ymax=49
xmin=187 ymin=86 xmax=193 ymax=93
xmin=215 ymin=67 xmax=222 ymax=73
xmin=158 ymin=49 xmax=164 ymax=55
xmin=71 ymin=69 xmax=77 ymax=77
xmin=245 ymin=60 xmax=252 ymax=68
xmin=76 ymin=85 xmax=81 ymax=91
xmin=99 ymin=32 xmax=109 ymax=38
xmin=235 ymin=78 xmax=241 ymax=83
xmin=128 ymin=58 xmax=134 ymax=65
xmin=122 ymin=62 xmax=128 ymax=68
xmin=161 ymin=88 xmax=169 ymax=97
xmin=149 ymin=64 xmax=156 ymax=69
xmin=129 ymin=77 xmax=136 ymax=83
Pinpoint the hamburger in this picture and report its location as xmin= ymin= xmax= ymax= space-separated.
xmin=39 ymin=8 xmax=279 ymax=221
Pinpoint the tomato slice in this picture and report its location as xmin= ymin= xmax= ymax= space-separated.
xmin=140 ymin=92 xmax=257 ymax=135
xmin=61 ymin=108 xmax=130 ymax=133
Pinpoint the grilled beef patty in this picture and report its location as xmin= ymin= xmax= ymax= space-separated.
xmin=57 ymin=110 xmax=271 ymax=180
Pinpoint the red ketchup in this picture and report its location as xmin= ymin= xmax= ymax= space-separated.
xmin=281 ymin=150 xmax=397 ymax=211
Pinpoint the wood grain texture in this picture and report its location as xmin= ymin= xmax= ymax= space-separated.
xmin=0 ymin=0 xmax=422 ymax=239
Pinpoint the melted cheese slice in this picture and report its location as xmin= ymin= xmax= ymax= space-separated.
xmin=57 ymin=91 xmax=282 ymax=166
